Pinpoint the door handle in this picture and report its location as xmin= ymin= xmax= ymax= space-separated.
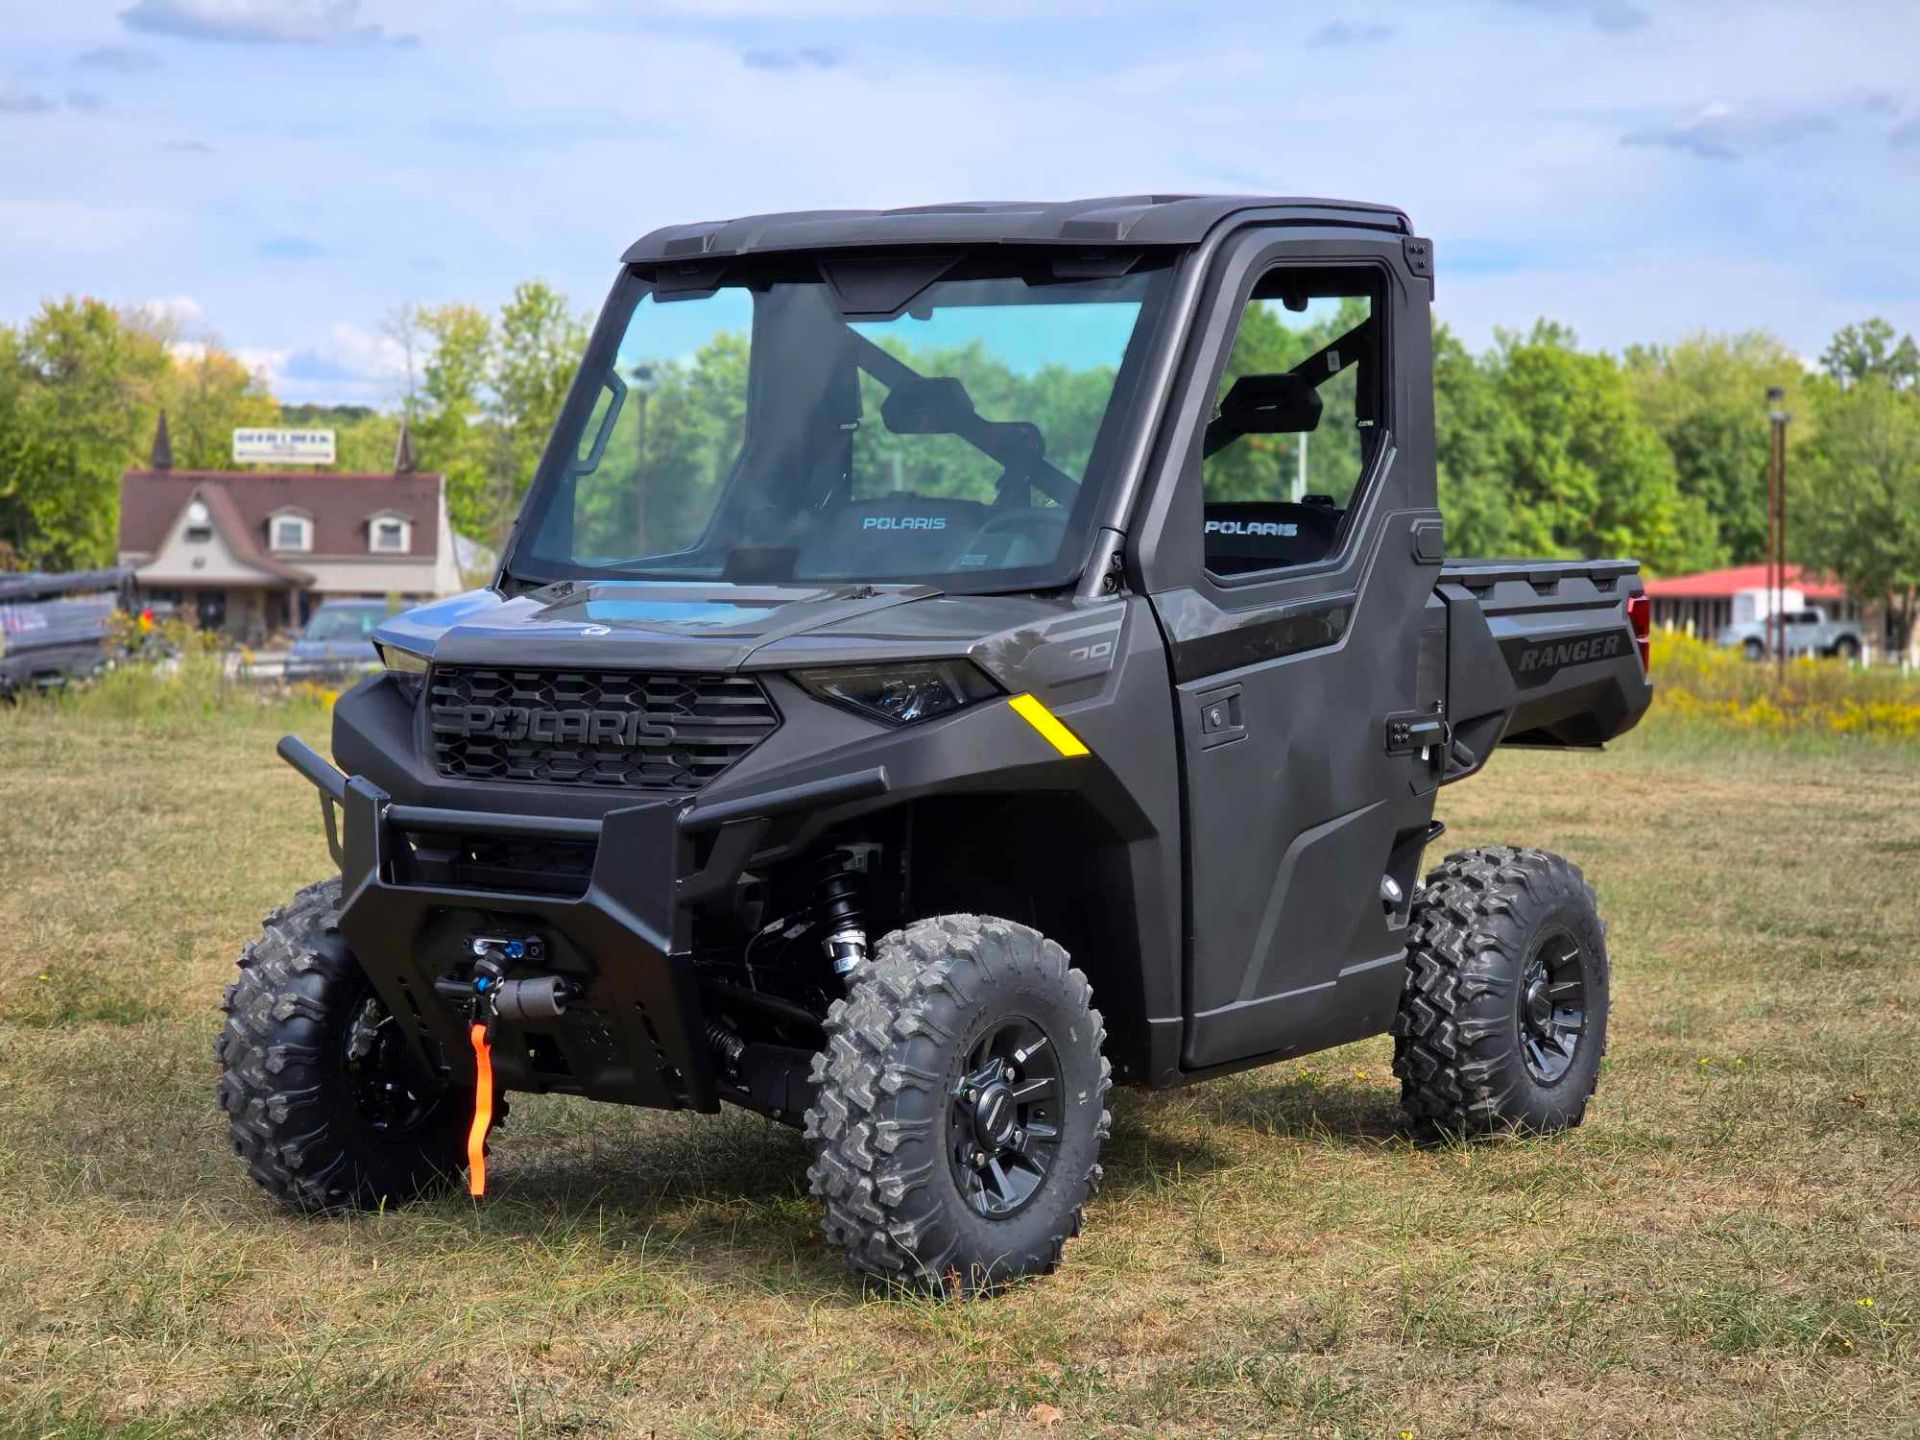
xmin=1198 ymin=683 xmax=1246 ymax=749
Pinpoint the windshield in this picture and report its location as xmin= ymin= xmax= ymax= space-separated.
xmin=303 ymin=606 xmax=384 ymax=641
xmin=509 ymin=256 xmax=1170 ymax=591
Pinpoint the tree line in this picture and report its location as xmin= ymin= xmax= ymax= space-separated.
xmin=0 ymin=285 xmax=1913 ymax=647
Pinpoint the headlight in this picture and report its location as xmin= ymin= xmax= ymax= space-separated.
xmin=795 ymin=659 xmax=999 ymax=726
xmin=376 ymin=641 xmax=430 ymax=675
xmin=375 ymin=641 xmax=430 ymax=700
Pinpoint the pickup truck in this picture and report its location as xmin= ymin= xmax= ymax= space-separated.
xmin=1720 ymin=606 xmax=1865 ymax=661
xmin=218 ymin=195 xmax=1653 ymax=1294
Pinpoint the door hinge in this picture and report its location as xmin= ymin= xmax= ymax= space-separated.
xmin=1403 ymin=235 xmax=1434 ymax=288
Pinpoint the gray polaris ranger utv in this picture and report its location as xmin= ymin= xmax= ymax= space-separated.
xmin=218 ymin=195 xmax=1652 ymax=1293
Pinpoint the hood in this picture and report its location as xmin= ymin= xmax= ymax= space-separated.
xmin=373 ymin=580 xmax=1089 ymax=680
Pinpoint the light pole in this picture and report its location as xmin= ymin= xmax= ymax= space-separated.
xmin=1766 ymin=385 xmax=1791 ymax=686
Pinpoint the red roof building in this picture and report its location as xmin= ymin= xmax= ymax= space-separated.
xmin=1644 ymin=564 xmax=1845 ymax=602
xmin=1644 ymin=564 xmax=1859 ymax=640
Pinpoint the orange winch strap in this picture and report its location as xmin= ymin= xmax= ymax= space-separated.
xmin=467 ymin=1022 xmax=494 ymax=1199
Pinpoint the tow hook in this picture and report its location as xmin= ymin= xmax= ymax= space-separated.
xmin=442 ymin=936 xmax=573 ymax=1201
xmin=466 ymin=1014 xmax=494 ymax=1200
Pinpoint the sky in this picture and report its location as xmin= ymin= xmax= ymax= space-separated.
xmin=2 ymin=0 xmax=1917 ymax=407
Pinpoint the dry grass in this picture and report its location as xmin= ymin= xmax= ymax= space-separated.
xmin=0 ymin=701 xmax=1914 ymax=1439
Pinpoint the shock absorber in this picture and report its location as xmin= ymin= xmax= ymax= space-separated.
xmin=814 ymin=850 xmax=869 ymax=977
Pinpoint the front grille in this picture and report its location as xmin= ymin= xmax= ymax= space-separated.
xmin=427 ymin=667 xmax=779 ymax=791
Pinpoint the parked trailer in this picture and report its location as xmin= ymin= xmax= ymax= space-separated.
xmin=0 ymin=569 xmax=133 ymax=697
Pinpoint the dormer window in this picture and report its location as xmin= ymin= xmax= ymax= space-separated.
xmin=269 ymin=511 xmax=313 ymax=553
xmin=184 ymin=499 xmax=213 ymax=543
xmin=369 ymin=514 xmax=411 ymax=554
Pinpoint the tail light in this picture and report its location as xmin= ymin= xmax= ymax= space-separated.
xmin=1627 ymin=592 xmax=1650 ymax=672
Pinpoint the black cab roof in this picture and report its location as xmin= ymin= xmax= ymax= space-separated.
xmin=622 ymin=194 xmax=1412 ymax=265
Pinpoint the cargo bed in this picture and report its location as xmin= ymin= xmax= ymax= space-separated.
xmin=1437 ymin=557 xmax=1652 ymax=781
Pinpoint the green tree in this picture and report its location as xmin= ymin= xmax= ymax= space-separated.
xmin=490 ymin=280 xmax=587 ymax=537
xmin=0 ymin=325 xmax=62 ymax=566
xmin=1433 ymin=321 xmax=1521 ymax=558
xmin=281 ymin=403 xmax=400 ymax=473
xmin=1623 ymin=332 xmax=1806 ymax=565
xmin=571 ymin=330 xmax=753 ymax=558
xmin=1794 ymin=346 xmax=1920 ymax=654
xmin=1202 ymin=297 xmax=1367 ymax=504
xmin=850 ymin=338 xmax=1118 ymax=506
xmin=1486 ymin=322 xmax=1718 ymax=576
xmin=1821 ymin=319 xmax=1919 ymax=390
xmin=4 ymin=299 xmax=153 ymax=569
xmin=160 ymin=348 xmax=281 ymax=469
xmin=416 ymin=304 xmax=495 ymax=537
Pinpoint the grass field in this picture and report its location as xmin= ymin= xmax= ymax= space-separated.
xmin=0 ymin=697 xmax=1914 ymax=1438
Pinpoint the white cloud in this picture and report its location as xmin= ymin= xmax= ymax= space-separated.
xmin=3 ymin=0 xmax=1914 ymax=392
xmin=232 ymin=321 xmax=410 ymax=403
xmin=1623 ymin=100 xmax=1839 ymax=160
xmin=0 ymin=83 xmax=57 ymax=114
xmin=120 ymin=0 xmax=413 ymax=47
xmin=75 ymin=45 xmax=162 ymax=73
xmin=319 ymin=319 xmax=410 ymax=379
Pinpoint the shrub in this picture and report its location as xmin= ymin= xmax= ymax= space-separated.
xmin=3 ymin=613 xmax=334 ymax=729
xmin=1648 ymin=630 xmax=1920 ymax=740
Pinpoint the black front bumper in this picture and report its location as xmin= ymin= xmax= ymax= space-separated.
xmin=279 ymin=736 xmax=883 ymax=1112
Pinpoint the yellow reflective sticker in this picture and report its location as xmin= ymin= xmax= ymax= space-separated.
xmin=1008 ymin=693 xmax=1090 ymax=758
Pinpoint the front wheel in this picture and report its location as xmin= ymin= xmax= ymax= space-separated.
xmin=1393 ymin=847 xmax=1611 ymax=1134
xmin=804 ymin=915 xmax=1111 ymax=1295
xmin=215 ymin=878 xmax=470 ymax=1212
xmin=1743 ymin=638 xmax=1766 ymax=662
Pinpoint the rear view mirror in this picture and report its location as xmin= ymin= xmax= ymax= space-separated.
xmin=1217 ymin=372 xmax=1323 ymax=435
xmin=880 ymin=375 xmax=976 ymax=435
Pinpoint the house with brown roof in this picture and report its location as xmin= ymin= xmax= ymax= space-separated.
xmin=117 ymin=414 xmax=464 ymax=642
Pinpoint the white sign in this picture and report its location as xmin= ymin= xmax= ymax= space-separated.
xmin=233 ymin=428 xmax=336 ymax=465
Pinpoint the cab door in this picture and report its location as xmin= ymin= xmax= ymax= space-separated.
xmin=1142 ymin=240 xmax=1446 ymax=1071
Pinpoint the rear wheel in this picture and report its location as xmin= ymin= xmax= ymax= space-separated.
xmin=1832 ymin=635 xmax=1861 ymax=662
xmin=1393 ymin=847 xmax=1610 ymax=1134
xmin=804 ymin=915 xmax=1110 ymax=1295
xmin=215 ymin=878 xmax=469 ymax=1212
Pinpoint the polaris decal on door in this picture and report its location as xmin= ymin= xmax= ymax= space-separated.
xmin=1204 ymin=519 xmax=1299 ymax=537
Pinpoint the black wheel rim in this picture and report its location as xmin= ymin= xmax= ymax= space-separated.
xmin=343 ymin=993 xmax=442 ymax=1133
xmin=1519 ymin=930 xmax=1587 ymax=1084
xmin=948 ymin=1016 xmax=1063 ymax=1219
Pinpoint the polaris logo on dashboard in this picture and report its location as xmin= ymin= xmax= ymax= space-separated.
xmin=432 ymin=705 xmax=676 ymax=747
xmin=1205 ymin=519 xmax=1298 ymax=537
xmin=1500 ymin=629 xmax=1627 ymax=688
xmin=862 ymin=516 xmax=948 ymax=531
